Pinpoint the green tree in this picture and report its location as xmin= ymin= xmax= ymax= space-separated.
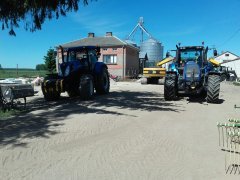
xmin=44 ymin=48 xmax=56 ymax=73
xmin=0 ymin=64 xmax=2 ymax=69
xmin=36 ymin=64 xmax=46 ymax=71
xmin=0 ymin=0 xmax=94 ymax=36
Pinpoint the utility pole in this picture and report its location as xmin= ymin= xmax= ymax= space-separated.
xmin=17 ymin=64 xmax=18 ymax=77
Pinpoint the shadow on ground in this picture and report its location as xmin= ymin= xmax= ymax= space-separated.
xmin=0 ymin=90 xmax=183 ymax=147
xmin=186 ymin=96 xmax=225 ymax=104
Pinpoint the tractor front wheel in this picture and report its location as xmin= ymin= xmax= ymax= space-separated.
xmin=95 ymin=68 xmax=110 ymax=95
xmin=207 ymin=75 xmax=221 ymax=103
xmin=79 ymin=75 xmax=94 ymax=100
xmin=164 ymin=74 xmax=177 ymax=101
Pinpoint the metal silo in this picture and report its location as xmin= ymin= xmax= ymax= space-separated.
xmin=140 ymin=38 xmax=164 ymax=67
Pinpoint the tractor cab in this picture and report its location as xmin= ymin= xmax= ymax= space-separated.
xmin=176 ymin=46 xmax=207 ymax=68
xmin=58 ymin=46 xmax=100 ymax=77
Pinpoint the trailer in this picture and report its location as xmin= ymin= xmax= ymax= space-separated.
xmin=0 ymin=83 xmax=34 ymax=111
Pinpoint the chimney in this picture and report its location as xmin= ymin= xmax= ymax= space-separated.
xmin=106 ymin=32 xmax=113 ymax=37
xmin=88 ymin=32 xmax=95 ymax=38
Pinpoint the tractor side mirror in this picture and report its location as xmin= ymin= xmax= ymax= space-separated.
xmin=166 ymin=51 xmax=170 ymax=58
xmin=213 ymin=49 xmax=218 ymax=57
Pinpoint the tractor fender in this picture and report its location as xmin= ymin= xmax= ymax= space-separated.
xmin=93 ymin=62 xmax=108 ymax=75
xmin=167 ymin=63 xmax=178 ymax=75
xmin=208 ymin=71 xmax=220 ymax=76
xmin=166 ymin=71 xmax=178 ymax=76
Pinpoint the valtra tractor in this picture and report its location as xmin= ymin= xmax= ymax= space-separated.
xmin=158 ymin=44 xmax=221 ymax=103
xmin=41 ymin=46 xmax=110 ymax=101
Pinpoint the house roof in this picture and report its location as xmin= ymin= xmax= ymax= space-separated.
xmin=60 ymin=36 xmax=139 ymax=51
xmin=215 ymin=51 xmax=239 ymax=59
xmin=221 ymin=57 xmax=240 ymax=64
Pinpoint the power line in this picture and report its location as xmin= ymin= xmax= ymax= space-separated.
xmin=217 ymin=28 xmax=240 ymax=48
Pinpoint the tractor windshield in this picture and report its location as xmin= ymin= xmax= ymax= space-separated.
xmin=179 ymin=49 xmax=203 ymax=66
xmin=68 ymin=51 xmax=88 ymax=62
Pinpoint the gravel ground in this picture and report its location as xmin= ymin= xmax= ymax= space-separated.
xmin=0 ymin=80 xmax=240 ymax=180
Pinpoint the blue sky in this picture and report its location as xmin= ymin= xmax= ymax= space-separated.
xmin=1 ymin=0 xmax=240 ymax=68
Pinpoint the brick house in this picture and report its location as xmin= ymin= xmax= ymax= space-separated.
xmin=57 ymin=32 xmax=140 ymax=79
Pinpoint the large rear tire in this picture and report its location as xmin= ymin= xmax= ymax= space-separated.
xmin=95 ymin=68 xmax=110 ymax=95
xmin=79 ymin=75 xmax=94 ymax=100
xmin=164 ymin=74 xmax=177 ymax=101
xmin=207 ymin=75 xmax=220 ymax=103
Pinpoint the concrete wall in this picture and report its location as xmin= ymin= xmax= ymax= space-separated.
xmin=98 ymin=46 xmax=124 ymax=78
xmin=99 ymin=46 xmax=139 ymax=79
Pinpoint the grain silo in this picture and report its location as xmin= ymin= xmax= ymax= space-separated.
xmin=140 ymin=38 xmax=163 ymax=67
xmin=126 ymin=17 xmax=164 ymax=67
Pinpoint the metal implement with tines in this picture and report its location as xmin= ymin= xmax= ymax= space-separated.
xmin=217 ymin=119 xmax=240 ymax=174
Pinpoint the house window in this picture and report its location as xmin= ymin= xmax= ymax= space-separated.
xmin=225 ymin=53 xmax=229 ymax=57
xmin=112 ymin=48 xmax=117 ymax=51
xmin=103 ymin=48 xmax=108 ymax=51
xmin=103 ymin=55 xmax=117 ymax=64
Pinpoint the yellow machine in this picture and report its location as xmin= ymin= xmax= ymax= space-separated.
xmin=141 ymin=56 xmax=174 ymax=84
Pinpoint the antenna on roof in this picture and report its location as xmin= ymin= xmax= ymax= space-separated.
xmin=126 ymin=17 xmax=153 ymax=42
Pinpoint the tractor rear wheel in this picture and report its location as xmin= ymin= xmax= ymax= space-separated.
xmin=79 ymin=75 xmax=94 ymax=100
xmin=220 ymin=74 xmax=227 ymax=82
xmin=95 ymin=68 xmax=110 ymax=94
xmin=164 ymin=74 xmax=177 ymax=101
xmin=207 ymin=75 xmax=221 ymax=103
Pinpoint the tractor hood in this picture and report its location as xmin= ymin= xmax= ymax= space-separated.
xmin=183 ymin=61 xmax=201 ymax=81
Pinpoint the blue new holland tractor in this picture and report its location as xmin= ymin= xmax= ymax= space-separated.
xmin=160 ymin=45 xmax=221 ymax=103
xmin=41 ymin=46 xmax=110 ymax=101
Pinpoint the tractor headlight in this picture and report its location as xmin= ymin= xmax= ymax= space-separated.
xmin=194 ymin=73 xmax=200 ymax=78
xmin=186 ymin=72 xmax=200 ymax=78
xmin=186 ymin=73 xmax=192 ymax=78
xmin=64 ymin=65 xmax=70 ymax=77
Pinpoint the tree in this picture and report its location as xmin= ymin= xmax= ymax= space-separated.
xmin=36 ymin=64 xmax=46 ymax=71
xmin=0 ymin=0 xmax=93 ymax=36
xmin=0 ymin=64 xmax=2 ymax=69
xmin=44 ymin=48 xmax=56 ymax=73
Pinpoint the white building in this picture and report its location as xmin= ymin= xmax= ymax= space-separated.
xmin=215 ymin=51 xmax=240 ymax=78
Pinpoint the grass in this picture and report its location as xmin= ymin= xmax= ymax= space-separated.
xmin=0 ymin=68 xmax=47 ymax=79
xmin=233 ymin=81 xmax=240 ymax=86
xmin=0 ymin=109 xmax=21 ymax=119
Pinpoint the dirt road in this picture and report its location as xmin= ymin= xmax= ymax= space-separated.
xmin=1 ymin=81 xmax=240 ymax=180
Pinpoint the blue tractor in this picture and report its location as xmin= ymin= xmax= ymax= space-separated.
xmin=41 ymin=46 xmax=110 ymax=101
xmin=161 ymin=45 xmax=221 ymax=103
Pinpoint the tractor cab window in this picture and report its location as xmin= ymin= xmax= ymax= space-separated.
xmin=89 ymin=50 xmax=98 ymax=69
xmin=69 ymin=51 xmax=76 ymax=62
xmin=179 ymin=49 xmax=203 ymax=67
xmin=76 ymin=52 xmax=87 ymax=61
